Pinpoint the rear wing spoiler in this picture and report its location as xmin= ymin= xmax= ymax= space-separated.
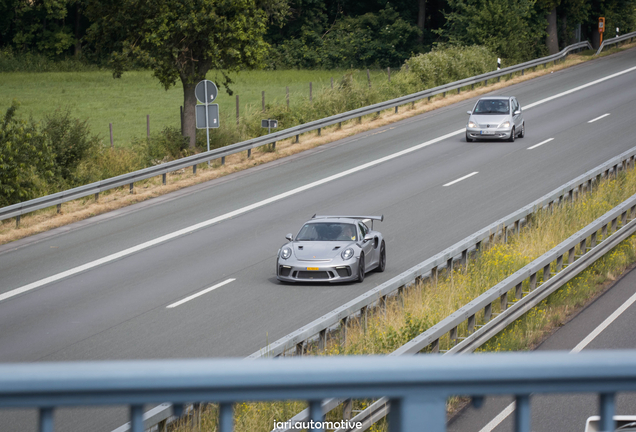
xmin=312 ymin=215 xmax=384 ymax=222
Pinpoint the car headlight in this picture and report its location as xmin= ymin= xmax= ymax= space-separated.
xmin=468 ymin=121 xmax=478 ymax=128
xmin=341 ymin=248 xmax=354 ymax=260
xmin=500 ymin=121 xmax=511 ymax=129
xmin=281 ymin=247 xmax=292 ymax=260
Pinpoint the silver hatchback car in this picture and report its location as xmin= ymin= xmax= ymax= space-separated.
xmin=465 ymin=96 xmax=525 ymax=142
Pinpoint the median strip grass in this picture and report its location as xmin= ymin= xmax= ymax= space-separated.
xmin=3 ymin=44 xmax=636 ymax=246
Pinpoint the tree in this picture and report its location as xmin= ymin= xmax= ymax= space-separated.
xmin=444 ymin=0 xmax=546 ymax=64
xmin=85 ymin=0 xmax=288 ymax=147
xmin=0 ymin=101 xmax=54 ymax=207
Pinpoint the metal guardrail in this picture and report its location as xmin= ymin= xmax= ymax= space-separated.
xmin=251 ymin=146 xmax=636 ymax=360
xmin=596 ymin=30 xmax=636 ymax=55
xmin=336 ymin=188 xmax=636 ymax=432
xmin=3 ymin=351 xmax=636 ymax=432
xmin=0 ymin=41 xmax=592 ymax=224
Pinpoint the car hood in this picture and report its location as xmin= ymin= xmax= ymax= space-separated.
xmin=469 ymin=114 xmax=509 ymax=126
xmin=292 ymin=241 xmax=355 ymax=260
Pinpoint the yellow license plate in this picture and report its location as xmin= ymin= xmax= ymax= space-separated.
xmin=306 ymin=267 xmax=319 ymax=271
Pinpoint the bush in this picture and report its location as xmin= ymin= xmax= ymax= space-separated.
xmin=404 ymin=45 xmax=497 ymax=88
xmin=133 ymin=126 xmax=190 ymax=166
xmin=43 ymin=108 xmax=101 ymax=187
xmin=0 ymin=48 xmax=100 ymax=73
xmin=0 ymin=101 xmax=55 ymax=206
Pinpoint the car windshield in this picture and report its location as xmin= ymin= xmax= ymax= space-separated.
xmin=296 ymin=223 xmax=357 ymax=241
xmin=473 ymin=99 xmax=510 ymax=115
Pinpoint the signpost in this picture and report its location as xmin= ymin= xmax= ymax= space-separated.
xmin=261 ymin=119 xmax=279 ymax=152
xmin=195 ymin=80 xmax=219 ymax=165
xmin=599 ymin=17 xmax=605 ymax=45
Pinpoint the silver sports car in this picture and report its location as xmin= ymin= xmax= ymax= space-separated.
xmin=276 ymin=215 xmax=386 ymax=283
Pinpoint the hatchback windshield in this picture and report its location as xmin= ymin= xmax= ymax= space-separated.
xmin=473 ymin=99 xmax=510 ymax=115
xmin=296 ymin=223 xmax=357 ymax=241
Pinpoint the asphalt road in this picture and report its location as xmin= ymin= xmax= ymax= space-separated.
xmin=448 ymin=264 xmax=636 ymax=432
xmin=1 ymin=48 xmax=636 ymax=431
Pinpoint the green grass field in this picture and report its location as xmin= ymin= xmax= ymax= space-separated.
xmin=0 ymin=68 xmax=389 ymax=145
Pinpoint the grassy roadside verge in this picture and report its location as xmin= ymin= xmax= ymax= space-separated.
xmin=2 ymin=43 xmax=635 ymax=248
xmin=165 ymin=135 xmax=636 ymax=432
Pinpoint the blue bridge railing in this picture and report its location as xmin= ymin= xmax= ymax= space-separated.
xmin=1 ymin=350 xmax=635 ymax=432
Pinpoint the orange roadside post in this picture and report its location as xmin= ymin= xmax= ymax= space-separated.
xmin=599 ymin=17 xmax=605 ymax=44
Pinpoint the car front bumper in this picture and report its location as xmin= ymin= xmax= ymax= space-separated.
xmin=466 ymin=127 xmax=512 ymax=140
xmin=276 ymin=259 xmax=359 ymax=283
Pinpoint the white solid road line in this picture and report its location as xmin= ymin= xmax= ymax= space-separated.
xmin=527 ymin=138 xmax=554 ymax=150
xmin=443 ymin=172 xmax=478 ymax=186
xmin=166 ymin=278 xmax=235 ymax=309
xmin=4 ymin=65 xmax=636 ymax=304
xmin=477 ymin=289 xmax=636 ymax=432
xmin=588 ymin=113 xmax=611 ymax=123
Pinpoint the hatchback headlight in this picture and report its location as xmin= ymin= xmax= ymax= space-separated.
xmin=341 ymin=248 xmax=354 ymax=260
xmin=500 ymin=121 xmax=511 ymax=129
xmin=281 ymin=247 xmax=292 ymax=260
xmin=468 ymin=121 xmax=478 ymax=128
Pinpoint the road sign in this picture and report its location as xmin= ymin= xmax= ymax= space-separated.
xmin=598 ymin=17 xmax=605 ymax=32
xmin=196 ymin=104 xmax=220 ymax=129
xmin=261 ymin=119 xmax=278 ymax=129
xmin=195 ymin=80 xmax=218 ymax=104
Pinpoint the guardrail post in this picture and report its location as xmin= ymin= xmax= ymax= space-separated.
xmin=522 ymin=68 xmax=524 ymax=75
xmin=484 ymin=79 xmax=488 ymax=86
xmin=484 ymin=303 xmax=492 ymax=322
xmin=468 ymin=314 xmax=475 ymax=333
xmin=57 ymin=204 xmax=61 ymax=214
xmin=497 ymin=76 xmax=501 ymax=82
xmin=381 ymin=295 xmax=388 ymax=316
xmin=39 ymin=407 xmax=54 ymax=432
xmin=530 ymin=273 xmax=537 ymax=291
xmin=611 ymin=217 xmax=618 ymax=233
xmin=158 ymin=419 xmax=167 ymax=432
xmin=450 ymin=326 xmax=458 ymax=345
xmin=501 ymin=293 xmax=508 ymax=311
xmin=579 ymin=238 xmax=587 ymax=256
xmin=471 ymin=84 xmax=474 ymax=90
xmin=631 ymin=205 xmax=636 ymax=220
xmin=515 ymin=395 xmax=532 ymax=432
xmin=193 ymin=165 xmax=197 ymax=175
xmin=568 ymin=189 xmax=573 ymax=202
xmin=602 ymin=223 xmax=608 ymax=240
xmin=431 ymin=266 xmax=438 ymax=287
xmin=343 ymin=399 xmax=353 ymax=420
xmin=443 ymin=91 xmax=446 ymax=97
xmin=219 ymin=402 xmax=234 ymax=432
xmin=461 ymin=249 xmax=468 ymax=270
xmin=319 ymin=329 xmax=327 ymax=351
xmin=389 ymin=395 xmax=445 ymax=432
xmin=340 ymin=317 xmax=348 ymax=346
xmin=587 ymin=179 xmax=592 ymax=193
xmin=130 ymin=404 xmax=144 ymax=432
xmin=221 ymin=156 xmax=226 ymax=165
xmin=318 ymin=128 xmax=321 ymax=136
xmin=395 ymin=106 xmax=398 ymax=114
xmin=516 ymin=283 xmax=523 ymax=299
xmin=514 ymin=220 xmax=520 ymax=235
xmin=310 ymin=399 xmax=324 ymax=428
xmin=503 ymin=224 xmax=508 ymax=243
xmin=476 ymin=241 xmax=482 ymax=252
xmin=542 ymin=263 xmax=550 ymax=283
xmin=600 ymin=393 xmax=616 ymax=432
xmin=556 ymin=254 xmax=564 ymax=272
xmin=296 ymin=341 xmax=304 ymax=356
xmin=590 ymin=232 xmax=597 ymax=249
xmin=431 ymin=338 xmax=439 ymax=353
xmin=458 ymin=87 xmax=461 ymax=94
xmin=129 ymin=183 xmax=133 ymax=194
xmin=447 ymin=258 xmax=453 ymax=275
xmin=568 ymin=247 xmax=576 ymax=265
xmin=361 ymin=306 xmax=368 ymax=334
xmin=95 ymin=192 xmax=99 ymax=201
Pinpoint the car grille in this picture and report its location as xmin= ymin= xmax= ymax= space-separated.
xmin=296 ymin=271 xmax=331 ymax=279
xmin=279 ymin=266 xmax=291 ymax=277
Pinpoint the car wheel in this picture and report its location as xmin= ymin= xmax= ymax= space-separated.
xmin=466 ymin=132 xmax=473 ymax=142
xmin=519 ymin=122 xmax=525 ymax=138
xmin=376 ymin=241 xmax=386 ymax=272
xmin=357 ymin=253 xmax=365 ymax=283
xmin=508 ymin=127 xmax=515 ymax=142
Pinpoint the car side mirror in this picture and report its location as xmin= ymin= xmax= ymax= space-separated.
xmin=467 ymin=111 xmax=472 ymax=115
xmin=514 ymin=110 xmax=521 ymax=116
xmin=285 ymin=233 xmax=294 ymax=242
xmin=363 ymin=233 xmax=374 ymax=242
